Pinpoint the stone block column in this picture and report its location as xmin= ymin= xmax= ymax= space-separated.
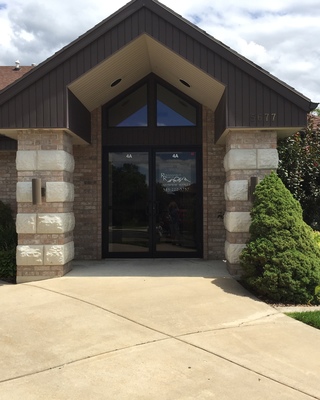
xmin=223 ymin=131 xmax=278 ymax=275
xmin=15 ymin=130 xmax=75 ymax=283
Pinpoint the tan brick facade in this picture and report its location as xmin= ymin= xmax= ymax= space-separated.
xmin=73 ymin=108 xmax=102 ymax=259
xmin=202 ymin=107 xmax=226 ymax=259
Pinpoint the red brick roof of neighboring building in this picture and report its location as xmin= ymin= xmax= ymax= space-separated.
xmin=0 ymin=66 xmax=34 ymax=91
xmin=311 ymin=115 xmax=320 ymax=129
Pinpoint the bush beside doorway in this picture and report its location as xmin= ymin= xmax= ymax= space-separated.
xmin=240 ymin=172 xmax=320 ymax=305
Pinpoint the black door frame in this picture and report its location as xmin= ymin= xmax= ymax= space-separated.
xmin=102 ymin=146 xmax=203 ymax=258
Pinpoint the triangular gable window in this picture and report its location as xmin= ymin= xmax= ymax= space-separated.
xmin=108 ymin=84 xmax=148 ymax=127
xmin=157 ymin=84 xmax=196 ymax=126
xmin=107 ymin=77 xmax=197 ymax=128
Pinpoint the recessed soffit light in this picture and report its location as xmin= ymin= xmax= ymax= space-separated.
xmin=111 ymin=78 xmax=122 ymax=87
xmin=179 ymin=79 xmax=191 ymax=88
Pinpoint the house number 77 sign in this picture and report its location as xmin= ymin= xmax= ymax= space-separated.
xmin=250 ymin=113 xmax=277 ymax=123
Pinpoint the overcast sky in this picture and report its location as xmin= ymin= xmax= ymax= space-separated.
xmin=0 ymin=0 xmax=319 ymax=103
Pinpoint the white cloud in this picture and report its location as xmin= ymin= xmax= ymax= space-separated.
xmin=0 ymin=0 xmax=319 ymax=103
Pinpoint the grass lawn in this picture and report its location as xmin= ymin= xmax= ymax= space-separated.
xmin=286 ymin=311 xmax=320 ymax=330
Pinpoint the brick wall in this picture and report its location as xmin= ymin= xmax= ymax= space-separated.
xmin=202 ymin=106 xmax=226 ymax=259
xmin=73 ymin=108 xmax=102 ymax=259
xmin=0 ymin=151 xmax=17 ymax=214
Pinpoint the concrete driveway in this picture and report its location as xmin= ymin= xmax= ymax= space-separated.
xmin=1 ymin=259 xmax=319 ymax=399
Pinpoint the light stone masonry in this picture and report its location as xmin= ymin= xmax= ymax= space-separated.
xmin=37 ymin=213 xmax=75 ymax=234
xmin=224 ymin=180 xmax=248 ymax=201
xmin=224 ymin=212 xmax=251 ymax=233
xmin=37 ymin=151 xmax=75 ymax=172
xmin=16 ymin=151 xmax=37 ymax=171
xmin=16 ymin=212 xmax=75 ymax=234
xmin=16 ymin=150 xmax=74 ymax=172
xmin=16 ymin=214 xmax=37 ymax=234
xmin=44 ymin=242 xmax=74 ymax=265
xmin=257 ymin=149 xmax=279 ymax=169
xmin=16 ymin=182 xmax=32 ymax=203
xmin=16 ymin=245 xmax=43 ymax=266
xmin=46 ymin=182 xmax=74 ymax=202
xmin=224 ymin=149 xmax=257 ymax=171
xmin=225 ymin=241 xmax=246 ymax=265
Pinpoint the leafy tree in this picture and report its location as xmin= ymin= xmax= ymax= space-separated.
xmin=313 ymin=107 xmax=320 ymax=116
xmin=278 ymin=114 xmax=320 ymax=229
xmin=240 ymin=172 xmax=320 ymax=305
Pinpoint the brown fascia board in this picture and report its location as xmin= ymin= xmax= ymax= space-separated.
xmin=0 ymin=0 xmax=317 ymax=111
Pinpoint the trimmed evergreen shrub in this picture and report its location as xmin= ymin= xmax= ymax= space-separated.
xmin=0 ymin=201 xmax=17 ymax=283
xmin=240 ymin=172 xmax=320 ymax=304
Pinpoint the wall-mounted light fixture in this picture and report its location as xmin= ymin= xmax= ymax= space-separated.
xmin=249 ymin=176 xmax=258 ymax=202
xmin=32 ymin=178 xmax=45 ymax=205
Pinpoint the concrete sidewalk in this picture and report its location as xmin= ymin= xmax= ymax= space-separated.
xmin=1 ymin=259 xmax=319 ymax=399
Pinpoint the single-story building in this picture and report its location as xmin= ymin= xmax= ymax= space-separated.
xmin=0 ymin=0 xmax=317 ymax=283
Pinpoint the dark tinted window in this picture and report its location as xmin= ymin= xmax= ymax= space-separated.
xmin=108 ymin=85 xmax=148 ymax=127
xmin=157 ymin=84 xmax=196 ymax=126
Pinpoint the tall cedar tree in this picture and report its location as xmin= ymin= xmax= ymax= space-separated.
xmin=240 ymin=172 xmax=320 ymax=304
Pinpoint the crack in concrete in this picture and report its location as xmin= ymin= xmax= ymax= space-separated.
xmin=2 ymin=283 xmax=318 ymax=400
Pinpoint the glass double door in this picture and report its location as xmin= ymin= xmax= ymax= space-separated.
xmin=103 ymin=149 xmax=202 ymax=257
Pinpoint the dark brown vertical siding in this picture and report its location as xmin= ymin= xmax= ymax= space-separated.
xmin=277 ymin=96 xmax=285 ymax=126
xmin=21 ymin=90 xmax=30 ymax=127
xmin=249 ymin=76 xmax=256 ymax=127
xmin=157 ymin=14 xmax=165 ymax=43
xmin=241 ymin=73 xmax=250 ymax=126
xmin=90 ymin=41 xmax=98 ymax=67
xmin=48 ymin=70 xmax=57 ymax=127
xmin=215 ymin=91 xmax=227 ymax=141
xmin=227 ymin=64 xmax=236 ymax=127
xmin=284 ymin=101 xmax=292 ymax=126
xmin=131 ymin=10 xmax=140 ymax=38
xmin=15 ymin=92 xmax=23 ymax=127
xmin=29 ymin=84 xmax=36 ymax=127
xmin=35 ymin=80 xmax=43 ymax=127
xmin=0 ymin=6 xmax=310 ymax=134
xmin=68 ymin=90 xmax=91 ymax=142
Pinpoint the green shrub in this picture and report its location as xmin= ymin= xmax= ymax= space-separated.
xmin=0 ymin=201 xmax=17 ymax=283
xmin=240 ymin=172 xmax=320 ymax=305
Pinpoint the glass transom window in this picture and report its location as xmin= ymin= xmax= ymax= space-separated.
xmin=157 ymin=84 xmax=196 ymax=126
xmin=106 ymin=78 xmax=197 ymax=128
xmin=108 ymin=84 xmax=148 ymax=127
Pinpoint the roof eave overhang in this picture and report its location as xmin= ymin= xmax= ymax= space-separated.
xmin=67 ymin=34 xmax=226 ymax=113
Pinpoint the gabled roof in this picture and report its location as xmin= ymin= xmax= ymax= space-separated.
xmin=0 ymin=0 xmax=317 ymax=144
